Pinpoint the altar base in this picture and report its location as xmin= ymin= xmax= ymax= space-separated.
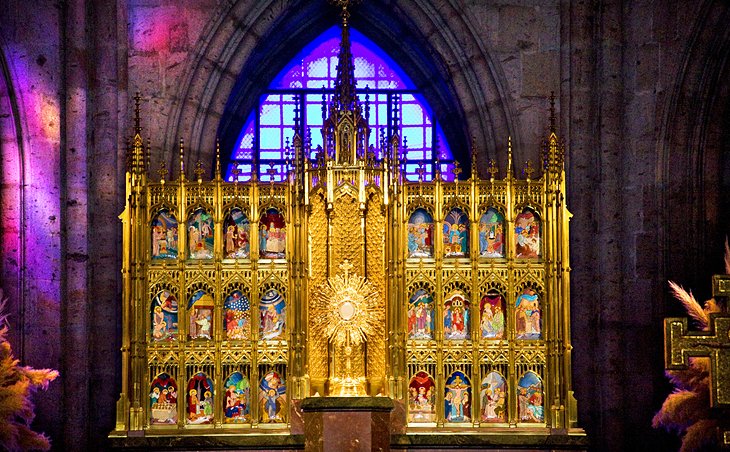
xmin=300 ymin=397 xmax=394 ymax=452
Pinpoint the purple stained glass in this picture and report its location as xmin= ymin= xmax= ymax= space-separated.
xmin=227 ymin=26 xmax=454 ymax=182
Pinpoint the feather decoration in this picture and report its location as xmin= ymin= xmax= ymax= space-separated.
xmin=653 ymin=389 xmax=710 ymax=432
xmin=680 ymin=419 xmax=718 ymax=452
xmin=668 ymin=281 xmax=708 ymax=329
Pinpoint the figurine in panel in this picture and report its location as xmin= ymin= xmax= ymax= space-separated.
xmin=443 ymin=291 xmax=470 ymax=340
xmin=188 ymin=208 xmax=214 ymax=259
xmin=149 ymin=373 xmax=178 ymax=425
xmin=480 ymin=372 xmax=507 ymax=422
xmin=515 ymin=287 xmax=541 ymax=340
xmin=259 ymin=208 xmax=286 ymax=259
xmin=224 ymin=208 xmax=250 ymax=258
xmin=151 ymin=290 xmax=178 ymax=341
xmin=407 ymin=288 xmax=435 ymax=340
xmin=259 ymin=371 xmax=287 ymax=423
xmin=186 ymin=372 xmax=214 ymax=424
xmin=443 ymin=208 xmax=469 ymax=257
xmin=224 ymin=372 xmax=251 ymax=423
xmin=188 ymin=290 xmax=213 ymax=340
xmin=480 ymin=291 xmax=505 ymax=340
xmin=259 ymin=289 xmax=286 ymax=340
xmin=479 ymin=208 xmax=505 ymax=258
xmin=444 ymin=371 xmax=472 ymax=423
xmin=407 ymin=208 xmax=434 ymax=258
xmin=408 ymin=371 xmax=436 ymax=422
xmin=514 ymin=208 xmax=540 ymax=259
xmin=151 ymin=209 xmax=178 ymax=259
xmin=224 ymin=290 xmax=251 ymax=340
xmin=517 ymin=371 xmax=544 ymax=423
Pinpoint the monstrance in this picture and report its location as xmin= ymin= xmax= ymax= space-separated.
xmin=311 ymin=259 xmax=380 ymax=396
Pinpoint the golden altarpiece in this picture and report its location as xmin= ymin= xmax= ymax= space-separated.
xmin=112 ymin=8 xmax=580 ymax=441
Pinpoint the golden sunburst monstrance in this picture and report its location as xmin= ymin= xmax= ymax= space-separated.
xmin=311 ymin=259 xmax=381 ymax=396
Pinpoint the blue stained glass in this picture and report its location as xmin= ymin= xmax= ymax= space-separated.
xmin=259 ymin=129 xmax=281 ymax=149
xmin=227 ymin=26 xmax=454 ymax=182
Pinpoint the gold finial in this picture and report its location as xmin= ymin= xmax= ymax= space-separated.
xmin=523 ymin=160 xmax=535 ymax=182
xmin=230 ymin=165 xmax=241 ymax=184
xmin=194 ymin=160 xmax=205 ymax=183
xmin=215 ymin=139 xmax=221 ymax=180
xmin=157 ymin=160 xmax=168 ymax=183
xmin=143 ymin=138 xmax=151 ymax=176
xmin=416 ymin=162 xmax=426 ymax=183
xmin=451 ymin=160 xmax=462 ymax=180
xmin=507 ymin=136 xmax=513 ymax=177
xmin=133 ymin=92 xmax=141 ymax=135
xmin=339 ymin=258 xmax=354 ymax=279
xmin=179 ymin=138 xmax=185 ymax=181
xmin=470 ymin=137 xmax=478 ymax=179
xmin=487 ymin=159 xmax=498 ymax=182
xmin=549 ymin=91 xmax=557 ymax=134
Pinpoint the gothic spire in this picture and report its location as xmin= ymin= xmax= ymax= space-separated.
xmin=330 ymin=0 xmax=360 ymax=112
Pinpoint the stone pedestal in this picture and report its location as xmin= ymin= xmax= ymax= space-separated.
xmin=301 ymin=397 xmax=394 ymax=452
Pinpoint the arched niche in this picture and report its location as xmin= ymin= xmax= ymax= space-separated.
xmin=158 ymin=0 xmax=518 ymax=178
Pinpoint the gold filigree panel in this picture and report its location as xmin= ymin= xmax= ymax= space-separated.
xmin=365 ymin=192 xmax=386 ymax=386
xmin=307 ymin=193 xmax=329 ymax=380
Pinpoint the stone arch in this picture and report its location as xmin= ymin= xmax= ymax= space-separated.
xmin=658 ymin=0 xmax=730 ymax=291
xmin=0 ymin=42 xmax=27 ymax=351
xmin=160 ymin=0 xmax=518 ymax=179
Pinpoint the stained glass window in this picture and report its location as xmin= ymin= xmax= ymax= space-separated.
xmin=227 ymin=26 xmax=455 ymax=182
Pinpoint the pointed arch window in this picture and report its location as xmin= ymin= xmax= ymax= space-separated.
xmin=227 ymin=26 xmax=455 ymax=182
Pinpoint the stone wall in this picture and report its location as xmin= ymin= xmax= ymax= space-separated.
xmin=0 ymin=0 xmax=728 ymax=450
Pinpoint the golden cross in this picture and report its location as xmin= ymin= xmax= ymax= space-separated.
xmin=665 ymin=314 xmax=730 ymax=407
xmin=339 ymin=259 xmax=354 ymax=279
xmin=194 ymin=160 xmax=205 ymax=182
xmin=266 ymin=163 xmax=277 ymax=182
xmin=451 ymin=161 xmax=462 ymax=180
xmin=230 ymin=166 xmax=241 ymax=183
xmin=713 ymin=275 xmax=730 ymax=298
xmin=487 ymin=159 xmax=498 ymax=181
xmin=416 ymin=163 xmax=426 ymax=183
xmin=523 ymin=160 xmax=535 ymax=181
xmin=157 ymin=161 xmax=168 ymax=182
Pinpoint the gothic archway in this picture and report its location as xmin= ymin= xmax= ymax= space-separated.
xmin=160 ymin=0 xmax=518 ymax=178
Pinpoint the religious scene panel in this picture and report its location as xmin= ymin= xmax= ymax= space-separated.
xmin=480 ymin=372 xmax=507 ymax=423
xmin=259 ymin=371 xmax=287 ymax=423
xmin=444 ymin=370 xmax=472 ymax=423
xmin=259 ymin=208 xmax=286 ymax=259
xmin=151 ymin=290 xmax=178 ymax=342
xmin=480 ymin=291 xmax=506 ymax=340
xmin=443 ymin=208 xmax=469 ymax=257
xmin=186 ymin=372 xmax=214 ymax=424
xmin=407 ymin=208 xmax=434 ymax=258
xmin=224 ymin=290 xmax=251 ymax=341
xmin=407 ymin=288 xmax=435 ymax=340
xmin=514 ymin=208 xmax=540 ymax=259
xmin=408 ymin=371 xmax=436 ymax=423
xmin=187 ymin=208 xmax=214 ymax=259
xmin=151 ymin=210 xmax=178 ymax=259
xmin=149 ymin=373 xmax=178 ymax=425
xmin=224 ymin=372 xmax=251 ymax=423
xmin=259 ymin=288 xmax=286 ymax=340
xmin=224 ymin=208 xmax=250 ymax=259
xmin=517 ymin=371 xmax=544 ymax=423
xmin=188 ymin=290 xmax=214 ymax=341
xmin=515 ymin=287 xmax=541 ymax=340
xmin=443 ymin=291 xmax=470 ymax=340
xmin=479 ymin=208 xmax=505 ymax=258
